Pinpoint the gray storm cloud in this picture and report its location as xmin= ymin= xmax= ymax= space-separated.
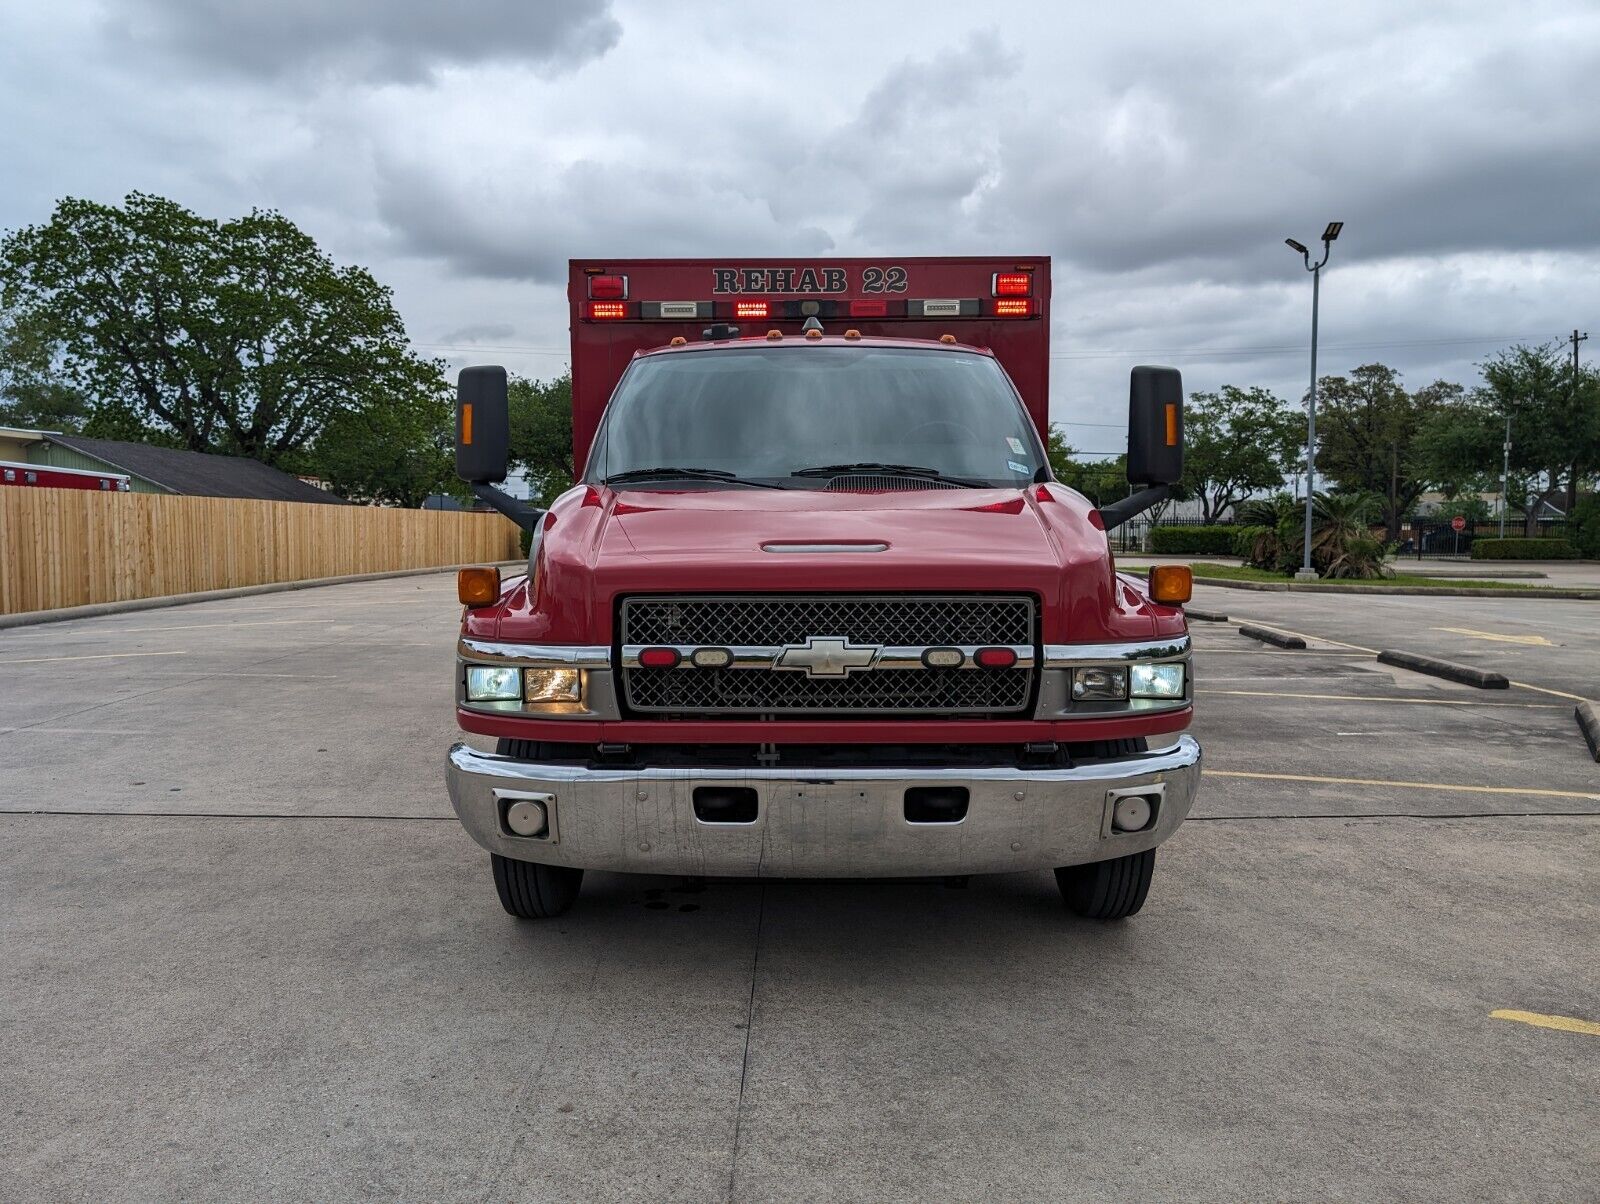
xmin=108 ymin=0 xmax=622 ymax=82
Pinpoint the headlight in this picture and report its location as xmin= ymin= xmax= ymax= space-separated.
xmin=466 ymin=665 xmax=522 ymax=701
xmin=1072 ymin=667 xmax=1129 ymax=701
xmin=1130 ymin=662 xmax=1185 ymax=699
xmin=524 ymin=668 xmax=582 ymax=704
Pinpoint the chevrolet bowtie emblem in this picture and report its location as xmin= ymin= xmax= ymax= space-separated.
xmin=773 ymin=636 xmax=880 ymax=678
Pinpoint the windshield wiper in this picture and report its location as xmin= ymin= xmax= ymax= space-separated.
xmin=604 ymin=466 xmax=784 ymax=489
xmin=789 ymin=462 xmax=987 ymax=487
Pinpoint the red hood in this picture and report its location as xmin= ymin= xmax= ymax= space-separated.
xmin=473 ymin=483 xmax=1184 ymax=645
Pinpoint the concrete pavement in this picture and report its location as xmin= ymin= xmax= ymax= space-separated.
xmin=2 ymin=576 xmax=1595 ymax=1200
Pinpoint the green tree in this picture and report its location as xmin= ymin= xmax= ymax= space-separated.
xmin=0 ymin=305 xmax=88 ymax=431
xmin=508 ymin=371 xmax=576 ymax=506
xmin=0 ymin=192 xmax=443 ymax=469
xmin=1417 ymin=343 xmax=1600 ymax=533
xmin=1046 ymin=425 xmax=1127 ymax=507
xmin=1181 ymin=385 xmax=1301 ymax=522
xmin=295 ymin=373 xmax=455 ymax=507
xmin=1314 ymin=363 xmax=1458 ymax=541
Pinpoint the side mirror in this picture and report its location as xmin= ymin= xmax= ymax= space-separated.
xmin=456 ymin=365 xmax=510 ymax=484
xmin=1126 ymin=365 xmax=1183 ymax=486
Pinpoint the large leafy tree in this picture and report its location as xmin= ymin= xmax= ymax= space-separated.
xmin=295 ymin=377 xmax=455 ymax=507
xmin=1417 ymin=343 xmax=1600 ymax=532
xmin=1180 ymin=386 xmax=1301 ymax=522
xmin=508 ymin=371 xmax=576 ymax=506
xmin=0 ymin=304 xmax=88 ymax=431
xmin=1046 ymin=425 xmax=1128 ymax=508
xmin=1314 ymin=363 xmax=1460 ymax=540
xmin=0 ymin=192 xmax=447 ymax=471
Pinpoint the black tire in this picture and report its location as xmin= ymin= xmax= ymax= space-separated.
xmin=491 ymin=854 xmax=583 ymax=919
xmin=1055 ymin=849 xmax=1155 ymax=920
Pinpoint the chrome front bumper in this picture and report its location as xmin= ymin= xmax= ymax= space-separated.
xmin=445 ymin=736 xmax=1201 ymax=878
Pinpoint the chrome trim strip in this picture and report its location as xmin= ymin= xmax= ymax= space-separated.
xmin=760 ymin=542 xmax=889 ymax=553
xmin=458 ymin=639 xmax=611 ymax=669
xmin=621 ymin=644 xmax=1035 ymax=670
xmin=1042 ymin=635 xmax=1190 ymax=668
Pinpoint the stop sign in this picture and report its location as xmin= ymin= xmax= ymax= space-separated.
xmin=1451 ymin=515 xmax=1466 ymax=532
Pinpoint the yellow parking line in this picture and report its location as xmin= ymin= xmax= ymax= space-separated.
xmin=1507 ymin=680 xmax=1592 ymax=703
xmin=1231 ymin=624 xmax=1379 ymax=654
xmin=1435 ymin=626 xmax=1555 ymax=646
xmin=0 ymin=651 xmax=189 ymax=665
xmin=1202 ymin=689 xmax=1563 ymax=709
xmin=1209 ymin=770 xmax=1600 ymax=801
xmin=1490 ymin=1009 xmax=1600 ymax=1036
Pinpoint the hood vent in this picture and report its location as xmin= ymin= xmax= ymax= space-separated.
xmin=824 ymin=474 xmax=959 ymax=492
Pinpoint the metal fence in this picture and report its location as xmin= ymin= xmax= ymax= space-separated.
xmin=1113 ymin=514 xmax=1572 ymax=559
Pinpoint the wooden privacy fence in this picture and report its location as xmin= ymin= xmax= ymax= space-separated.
xmin=0 ymin=488 xmax=521 ymax=615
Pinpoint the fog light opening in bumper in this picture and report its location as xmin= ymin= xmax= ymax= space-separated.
xmin=501 ymin=795 xmax=552 ymax=839
xmin=905 ymin=786 xmax=969 ymax=824
xmin=1109 ymin=791 xmax=1159 ymax=833
xmin=693 ymin=786 xmax=758 ymax=824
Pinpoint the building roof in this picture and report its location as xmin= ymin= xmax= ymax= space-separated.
xmin=45 ymin=434 xmax=349 ymax=505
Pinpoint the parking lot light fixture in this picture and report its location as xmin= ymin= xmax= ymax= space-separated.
xmin=1285 ymin=222 xmax=1343 ymax=580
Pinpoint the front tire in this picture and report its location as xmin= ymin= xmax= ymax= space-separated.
xmin=1055 ymin=849 xmax=1155 ymax=920
xmin=491 ymin=854 xmax=583 ymax=919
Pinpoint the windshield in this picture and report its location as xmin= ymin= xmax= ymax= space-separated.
xmin=589 ymin=346 xmax=1046 ymax=489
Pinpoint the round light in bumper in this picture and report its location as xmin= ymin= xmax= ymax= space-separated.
xmin=1112 ymin=794 xmax=1154 ymax=833
xmin=505 ymin=799 xmax=548 ymax=837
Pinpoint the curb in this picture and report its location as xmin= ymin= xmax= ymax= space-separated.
xmin=1192 ymin=577 xmax=1600 ymax=599
xmin=1184 ymin=607 xmax=1229 ymax=622
xmin=0 ymin=560 xmax=527 ymax=630
xmin=1576 ymin=703 xmax=1600 ymax=762
xmin=1239 ymin=624 xmax=1306 ymax=649
xmin=1376 ymin=649 xmax=1509 ymax=689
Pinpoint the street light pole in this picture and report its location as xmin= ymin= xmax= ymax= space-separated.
xmin=1284 ymin=222 xmax=1341 ymax=580
xmin=1499 ymin=413 xmax=1511 ymax=539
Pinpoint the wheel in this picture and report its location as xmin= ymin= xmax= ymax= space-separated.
xmin=491 ymin=854 xmax=583 ymax=919
xmin=1055 ymin=849 xmax=1155 ymax=920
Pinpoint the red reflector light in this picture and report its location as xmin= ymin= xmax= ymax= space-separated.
xmin=849 ymin=298 xmax=888 ymax=317
xmin=974 ymin=647 xmax=1018 ymax=668
xmin=734 ymin=300 xmax=770 ymax=320
xmin=587 ymin=274 xmax=628 ymax=300
xmin=637 ymin=647 xmax=681 ymax=668
xmin=993 ymin=272 xmax=1032 ymax=297
xmin=587 ymin=301 xmax=628 ymax=320
xmin=993 ymin=298 xmax=1035 ymax=317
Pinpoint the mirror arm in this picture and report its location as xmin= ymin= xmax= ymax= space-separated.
xmin=471 ymin=483 xmax=544 ymax=533
xmin=1099 ymin=484 xmax=1170 ymax=531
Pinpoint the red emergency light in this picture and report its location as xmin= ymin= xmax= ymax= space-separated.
xmin=587 ymin=274 xmax=629 ymax=299
xmin=733 ymin=300 xmax=771 ymax=320
xmin=849 ymin=299 xmax=889 ymax=318
xmin=992 ymin=272 xmax=1032 ymax=297
xmin=993 ymin=298 xmax=1035 ymax=318
xmin=587 ymin=301 xmax=629 ymax=320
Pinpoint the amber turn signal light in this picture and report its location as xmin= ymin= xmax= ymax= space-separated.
xmin=1148 ymin=565 xmax=1193 ymax=605
xmin=458 ymin=566 xmax=501 ymax=607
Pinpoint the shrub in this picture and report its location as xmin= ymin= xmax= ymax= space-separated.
xmin=1569 ymin=496 xmax=1600 ymax=558
xmin=1232 ymin=524 xmax=1271 ymax=559
xmin=1470 ymin=537 xmax=1578 ymax=560
xmin=1149 ymin=525 xmax=1237 ymax=554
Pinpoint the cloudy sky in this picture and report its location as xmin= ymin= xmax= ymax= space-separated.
xmin=2 ymin=0 xmax=1597 ymax=456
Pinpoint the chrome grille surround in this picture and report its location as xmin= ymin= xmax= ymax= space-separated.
xmin=619 ymin=594 xmax=1037 ymax=716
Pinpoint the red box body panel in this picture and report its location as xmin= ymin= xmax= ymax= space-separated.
xmin=567 ymin=256 xmax=1051 ymax=473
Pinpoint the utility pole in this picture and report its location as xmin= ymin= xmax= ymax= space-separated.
xmin=1284 ymin=222 xmax=1343 ymax=580
xmin=1499 ymin=412 xmax=1511 ymax=539
xmin=1567 ymin=329 xmax=1588 ymax=515
xmin=1572 ymin=328 xmax=1589 ymax=376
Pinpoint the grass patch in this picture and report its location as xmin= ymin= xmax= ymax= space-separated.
xmin=1121 ymin=561 xmax=1544 ymax=590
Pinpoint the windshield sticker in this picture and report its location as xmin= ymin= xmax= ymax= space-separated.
xmin=1007 ymin=460 xmax=1029 ymax=475
xmin=1006 ymin=436 xmax=1026 ymax=454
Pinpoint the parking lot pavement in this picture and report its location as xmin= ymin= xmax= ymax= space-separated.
xmin=2 ymin=578 xmax=1597 ymax=1201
